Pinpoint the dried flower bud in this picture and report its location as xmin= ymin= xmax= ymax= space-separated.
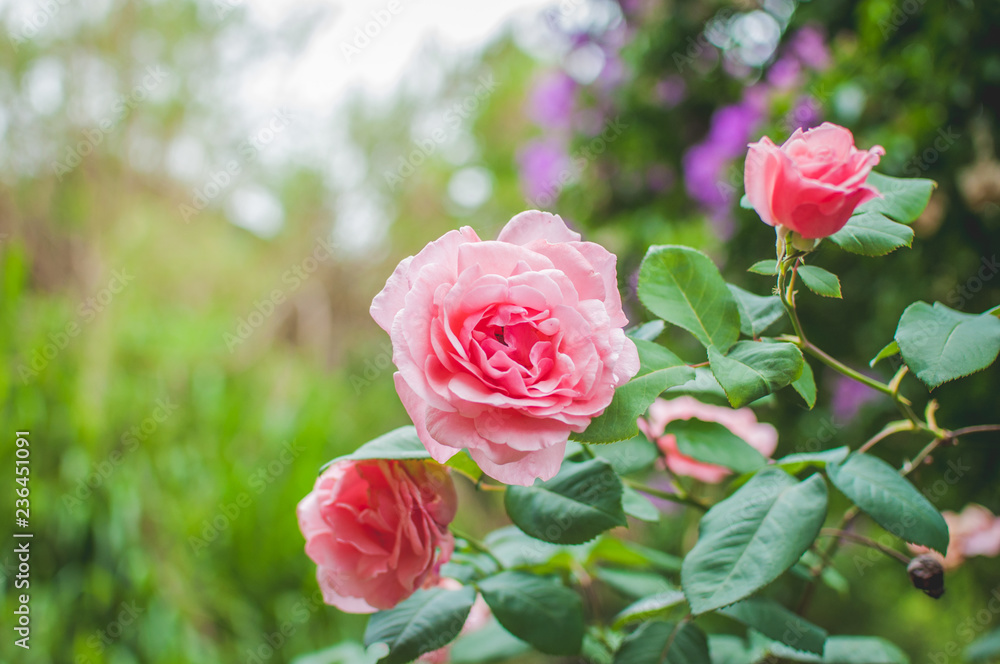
xmin=908 ymin=554 xmax=945 ymax=599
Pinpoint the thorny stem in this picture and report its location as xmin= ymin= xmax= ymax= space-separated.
xmin=818 ymin=528 xmax=911 ymax=565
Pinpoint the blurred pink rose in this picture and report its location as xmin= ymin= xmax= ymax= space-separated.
xmin=744 ymin=123 xmax=885 ymax=239
xmin=418 ymin=579 xmax=493 ymax=664
xmin=371 ymin=211 xmax=640 ymax=486
xmin=296 ymin=459 xmax=457 ymax=613
xmin=638 ymin=396 xmax=778 ymax=483
xmin=910 ymin=503 xmax=1000 ymax=570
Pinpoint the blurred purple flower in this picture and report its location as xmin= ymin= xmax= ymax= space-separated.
xmin=788 ymin=95 xmax=823 ymax=130
xmin=596 ymin=52 xmax=627 ymax=92
xmin=655 ymin=75 xmax=687 ymax=109
xmin=682 ymin=102 xmax=761 ymax=239
xmin=790 ymin=25 xmax=831 ymax=71
xmin=767 ymin=56 xmax=802 ymax=90
xmin=527 ymin=71 xmax=577 ymax=129
xmin=831 ymin=373 xmax=882 ymax=422
xmin=707 ymin=103 xmax=761 ymax=155
xmin=517 ymin=139 xmax=571 ymax=203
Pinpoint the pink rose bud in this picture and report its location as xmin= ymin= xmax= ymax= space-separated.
xmin=296 ymin=459 xmax=457 ymax=613
xmin=744 ymin=122 xmax=885 ymax=239
xmin=638 ymin=396 xmax=778 ymax=484
xmin=370 ymin=211 xmax=640 ymax=486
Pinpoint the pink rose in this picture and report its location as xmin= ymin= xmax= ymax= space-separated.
xmin=371 ymin=211 xmax=640 ymax=486
xmin=744 ymin=122 xmax=885 ymax=239
xmin=638 ymin=396 xmax=778 ymax=484
xmin=296 ymin=458 xmax=457 ymax=613
xmin=910 ymin=503 xmax=1000 ymax=570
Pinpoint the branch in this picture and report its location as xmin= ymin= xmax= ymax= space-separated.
xmin=818 ymin=528 xmax=911 ymax=565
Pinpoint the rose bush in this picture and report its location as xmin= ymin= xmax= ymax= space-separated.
xmin=296 ymin=458 xmax=457 ymax=612
xmin=297 ymin=122 xmax=1000 ymax=664
xmin=744 ymin=122 xmax=885 ymax=239
xmin=370 ymin=210 xmax=639 ymax=486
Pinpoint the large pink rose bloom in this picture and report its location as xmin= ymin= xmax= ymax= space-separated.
xmin=296 ymin=459 xmax=457 ymax=613
xmin=638 ymin=396 xmax=778 ymax=484
xmin=371 ymin=211 xmax=640 ymax=486
xmin=744 ymin=122 xmax=885 ymax=239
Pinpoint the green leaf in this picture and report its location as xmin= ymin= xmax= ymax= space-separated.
xmin=826 ymin=452 xmax=949 ymax=553
xmin=477 ymin=571 xmax=584 ymax=656
xmin=596 ymin=568 xmax=674 ymax=599
xmin=575 ymin=339 xmax=695 ymax=443
xmin=681 ymin=469 xmax=828 ymax=614
xmin=719 ymin=598 xmax=827 ymax=655
xmin=791 ymin=360 xmax=817 ymax=409
xmin=776 ymin=447 xmax=850 ymax=475
xmin=638 ymin=245 xmax=741 ymax=351
xmin=364 ymin=586 xmax=476 ymax=664
xmin=322 ymin=426 xmax=429 ymax=472
xmin=856 ymin=171 xmax=935 ymax=223
xmin=614 ymin=621 xmax=711 ymax=664
xmin=748 ymin=260 xmax=779 ymax=276
xmin=588 ymin=539 xmax=683 ymax=574
xmin=797 ymin=266 xmax=842 ymax=299
xmin=869 ymin=340 xmax=900 ymax=368
xmin=708 ymin=635 xmax=752 ymax=664
xmin=727 ymin=284 xmax=785 ymax=338
xmin=449 ymin=617 xmax=531 ymax=664
xmin=828 ymin=213 xmax=914 ymax=257
xmin=664 ymin=368 xmax=731 ymax=407
xmin=591 ymin=435 xmax=662 ymax=475
xmin=894 ymin=302 xmax=1000 ymax=390
xmin=504 ymin=458 xmax=626 ymax=545
xmin=762 ymin=634 xmax=909 ymax=664
xmin=664 ymin=419 xmax=767 ymax=474
xmin=966 ymin=628 xmax=1000 ymax=662
xmin=483 ymin=527 xmax=565 ymax=569
xmin=709 ymin=341 xmax=804 ymax=408
xmin=613 ymin=590 xmax=688 ymax=629
xmin=630 ymin=319 xmax=666 ymax=341
xmin=622 ymin=485 xmax=660 ymax=522
xmin=739 ymin=194 xmax=754 ymax=210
